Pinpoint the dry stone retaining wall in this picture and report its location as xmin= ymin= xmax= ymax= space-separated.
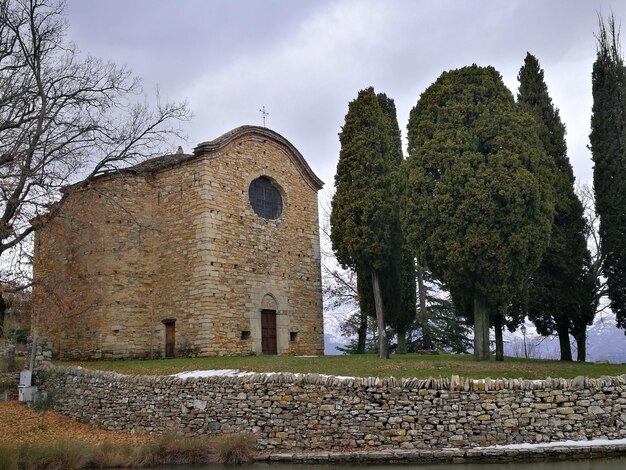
xmin=41 ymin=367 xmax=626 ymax=452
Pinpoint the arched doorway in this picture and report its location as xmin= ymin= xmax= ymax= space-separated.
xmin=261 ymin=294 xmax=277 ymax=355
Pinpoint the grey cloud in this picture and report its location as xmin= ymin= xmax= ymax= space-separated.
xmin=66 ymin=0 xmax=626 ymax=188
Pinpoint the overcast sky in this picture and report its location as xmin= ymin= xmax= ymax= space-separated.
xmin=66 ymin=0 xmax=626 ymax=194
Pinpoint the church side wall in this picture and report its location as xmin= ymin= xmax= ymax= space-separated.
xmin=33 ymin=178 xmax=159 ymax=359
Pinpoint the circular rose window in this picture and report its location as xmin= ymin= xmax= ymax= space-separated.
xmin=248 ymin=176 xmax=283 ymax=220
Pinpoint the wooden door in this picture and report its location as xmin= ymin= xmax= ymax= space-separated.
xmin=165 ymin=322 xmax=175 ymax=358
xmin=261 ymin=309 xmax=277 ymax=355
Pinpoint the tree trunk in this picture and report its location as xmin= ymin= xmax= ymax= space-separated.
xmin=556 ymin=320 xmax=573 ymax=361
xmin=7 ymin=345 xmax=15 ymax=372
xmin=357 ymin=307 xmax=368 ymax=354
xmin=416 ymin=262 xmax=433 ymax=350
xmin=396 ymin=327 xmax=407 ymax=354
xmin=575 ymin=330 xmax=587 ymax=362
xmin=28 ymin=332 xmax=37 ymax=372
xmin=0 ymin=294 xmax=6 ymax=338
xmin=473 ymin=292 xmax=490 ymax=361
xmin=371 ymin=270 xmax=388 ymax=359
xmin=494 ymin=312 xmax=504 ymax=362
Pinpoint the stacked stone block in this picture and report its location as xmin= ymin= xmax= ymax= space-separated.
xmin=42 ymin=367 xmax=626 ymax=452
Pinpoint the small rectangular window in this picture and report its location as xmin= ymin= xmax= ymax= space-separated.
xmin=241 ymin=331 xmax=251 ymax=340
xmin=290 ymin=332 xmax=298 ymax=342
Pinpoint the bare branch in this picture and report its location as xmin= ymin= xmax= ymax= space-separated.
xmin=0 ymin=0 xmax=190 ymax=286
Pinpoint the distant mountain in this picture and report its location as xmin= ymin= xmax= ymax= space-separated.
xmin=323 ymin=334 xmax=344 ymax=355
xmin=586 ymin=314 xmax=626 ymax=363
xmin=324 ymin=309 xmax=626 ymax=363
xmin=323 ymin=308 xmax=350 ymax=355
xmin=503 ymin=313 xmax=626 ymax=364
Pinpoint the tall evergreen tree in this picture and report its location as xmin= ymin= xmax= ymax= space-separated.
xmin=409 ymin=270 xmax=472 ymax=353
xmin=382 ymin=248 xmax=416 ymax=354
xmin=404 ymin=65 xmax=555 ymax=361
xmin=355 ymin=267 xmax=374 ymax=354
xmin=518 ymin=52 xmax=595 ymax=361
xmin=415 ymin=261 xmax=435 ymax=349
xmin=590 ymin=15 xmax=626 ymax=330
xmin=376 ymin=93 xmax=416 ymax=354
xmin=331 ymin=87 xmax=400 ymax=359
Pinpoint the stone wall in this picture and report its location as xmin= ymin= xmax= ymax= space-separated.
xmin=0 ymin=372 xmax=19 ymax=400
xmin=41 ymin=367 xmax=626 ymax=452
xmin=25 ymin=337 xmax=52 ymax=369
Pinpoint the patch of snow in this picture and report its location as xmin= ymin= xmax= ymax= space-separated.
xmin=172 ymin=369 xmax=255 ymax=379
xmin=487 ymin=437 xmax=626 ymax=450
xmin=170 ymin=369 xmax=357 ymax=381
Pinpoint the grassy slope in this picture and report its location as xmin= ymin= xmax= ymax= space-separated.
xmin=0 ymin=401 xmax=151 ymax=446
xmin=63 ymin=353 xmax=626 ymax=380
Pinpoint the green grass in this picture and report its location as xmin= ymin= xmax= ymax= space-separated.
xmin=61 ymin=353 xmax=626 ymax=380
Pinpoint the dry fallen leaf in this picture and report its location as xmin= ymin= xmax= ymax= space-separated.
xmin=0 ymin=401 xmax=152 ymax=446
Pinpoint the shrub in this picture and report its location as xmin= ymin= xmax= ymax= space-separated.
xmin=0 ymin=375 xmax=11 ymax=400
xmin=209 ymin=432 xmax=256 ymax=465
xmin=0 ymin=445 xmax=19 ymax=470
xmin=155 ymin=432 xmax=213 ymax=465
xmin=28 ymin=379 xmax=66 ymax=429
xmin=88 ymin=441 xmax=156 ymax=468
xmin=4 ymin=327 xmax=29 ymax=345
xmin=19 ymin=440 xmax=90 ymax=470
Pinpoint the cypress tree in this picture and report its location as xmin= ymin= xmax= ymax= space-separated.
xmin=355 ymin=267 xmax=374 ymax=354
xmin=404 ymin=65 xmax=554 ymax=361
xmin=518 ymin=52 xmax=595 ymax=361
xmin=331 ymin=87 xmax=400 ymax=359
xmin=589 ymin=15 xmax=626 ymax=329
xmin=376 ymin=93 xmax=416 ymax=354
xmin=415 ymin=261 xmax=434 ymax=350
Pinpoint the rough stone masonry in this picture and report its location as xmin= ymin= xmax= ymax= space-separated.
xmin=42 ymin=367 xmax=626 ymax=452
xmin=32 ymin=126 xmax=324 ymax=360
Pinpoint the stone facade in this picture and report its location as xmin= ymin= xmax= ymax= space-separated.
xmin=33 ymin=126 xmax=324 ymax=359
xmin=42 ymin=367 xmax=626 ymax=452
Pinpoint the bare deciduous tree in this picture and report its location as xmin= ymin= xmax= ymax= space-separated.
xmin=319 ymin=191 xmax=364 ymax=351
xmin=578 ymin=183 xmax=609 ymax=314
xmin=0 ymin=0 xmax=189 ymax=292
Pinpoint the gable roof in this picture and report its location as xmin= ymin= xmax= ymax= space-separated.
xmin=108 ymin=125 xmax=322 ymax=190
xmin=193 ymin=126 xmax=324 ymax=190
xmin=66 ymin=126 xmax=324 ymax=193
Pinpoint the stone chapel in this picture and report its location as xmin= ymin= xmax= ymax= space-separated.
xmin=32 ymin=126 xmax=325 ymax=359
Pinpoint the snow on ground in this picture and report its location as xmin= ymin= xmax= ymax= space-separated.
xmin=170 ymin=369 xmax=357 ymax=380
xmin=487 ymin=437 xmax=626 ymax=449
xmin=172 ymin=369 xmax=256 ymax=379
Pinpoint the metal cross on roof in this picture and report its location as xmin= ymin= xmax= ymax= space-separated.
xmin=259 ymin=106 xmax=269 ymax=127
